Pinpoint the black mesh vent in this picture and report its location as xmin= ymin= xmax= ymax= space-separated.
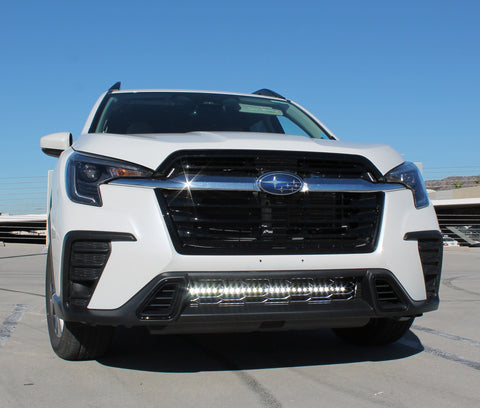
xmin=138 ymin=282 xmax=183 ymax=320
xmin=157 ymin=150 xmax=380 ymax=180
xmin=67 ymin=241 xmax=111 ymax=309
xmin=374 ymin=279 xmax=407 ymax=311
xmin=418 ymin=237 xmax=443 ymax=301
xmin=157 ymin=189 xmax=383 ymax=255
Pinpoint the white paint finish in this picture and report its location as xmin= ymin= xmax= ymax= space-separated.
xmin=40 ymin=132 xmax=72 ymax=155
xmin=87 ymin=185 xmax=174 ymax=309
xmin=74 ymin=131 xmax=404 ymax=176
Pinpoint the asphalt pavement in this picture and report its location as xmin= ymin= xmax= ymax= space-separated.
xmin=0 ymin=244 xmax=479 ymax=408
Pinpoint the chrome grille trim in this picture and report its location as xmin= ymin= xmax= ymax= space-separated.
xmin=110 ymin=176 xmax=403 ymax=193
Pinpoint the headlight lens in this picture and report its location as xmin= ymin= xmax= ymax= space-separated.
xmin=66 ymin=152 xmax=153 ymax=206
xmin=385 ymin=161 xmax=429 ymax=209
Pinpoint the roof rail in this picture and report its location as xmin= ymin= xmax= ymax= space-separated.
xmin=108 ymin=82 xmax=121 ymax=92
xmin=252 ymin=89 xmax=286 ymax=100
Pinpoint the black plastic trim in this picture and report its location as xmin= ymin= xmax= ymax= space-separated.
xmin=108 ymin=81 xmax=121 ymax=92
xmin=404 ymin=230 xmax=442 ymax=241
xmin=53 ymin=268 xmax=438 ymax=329
xmin=42 ymin=148 xmax=64 ymax=158
xmin=137 ymin=277 xmax=187 ymax=320
xmin=252 ymin=89 xmax=286 ymax=100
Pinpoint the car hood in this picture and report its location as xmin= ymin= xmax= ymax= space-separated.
xmin=73 ymin=132 xmax=404 ymax=175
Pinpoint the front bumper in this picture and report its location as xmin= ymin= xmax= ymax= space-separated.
xmin=54 ymin=241 xmax=441 ymax=332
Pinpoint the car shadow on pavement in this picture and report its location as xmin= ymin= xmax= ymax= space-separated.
xmin=98 ymin=327 xmax=424 ymax=372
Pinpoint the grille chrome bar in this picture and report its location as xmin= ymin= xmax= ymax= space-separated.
xmin=111 ymin=176 xmax=403 ymax=193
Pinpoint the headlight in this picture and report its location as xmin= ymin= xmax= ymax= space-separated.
xmin=384 ymin=161 xmax=429 ymax=209
xmin=66 ymin=152 xmax=153 ymax=206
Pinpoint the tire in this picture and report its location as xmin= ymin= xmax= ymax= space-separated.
xmin=332 ymin=317 xmax=414 ymax=346
xmin=45 ymin=247 xmax=113 ymax=360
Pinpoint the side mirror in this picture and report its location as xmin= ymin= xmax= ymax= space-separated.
xmin=40 ymin=132 xmax=73 ymax=157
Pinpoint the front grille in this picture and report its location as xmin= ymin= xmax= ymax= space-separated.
xmin=157 ymin=189 xmax=383 ymax=254
xmin=156 ymin=151 xmax=384 ymax=255
xmin=157 ymin=150 xmax=380 ymax=179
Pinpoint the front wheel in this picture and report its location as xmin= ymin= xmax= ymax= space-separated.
xmin=45 ymin=248 xmax=113 ymax=360
xmin=332 ymin=317 xmax=414 ymax=346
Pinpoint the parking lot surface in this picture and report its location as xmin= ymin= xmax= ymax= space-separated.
xmin=0 ymin=244 xmax=479 ymax=408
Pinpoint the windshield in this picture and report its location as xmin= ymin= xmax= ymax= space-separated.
xmin=89 ymin=92 xmax=331 ymax=139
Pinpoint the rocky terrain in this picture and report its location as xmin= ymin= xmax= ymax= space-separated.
xmin=425 ymin=175 xmax=480 ymax=191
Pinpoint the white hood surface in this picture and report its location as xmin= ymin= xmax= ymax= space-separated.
xmin=73 ymin=131 xmax=404 ymax=176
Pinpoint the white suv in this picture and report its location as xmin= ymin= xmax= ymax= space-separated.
xmin=41 ymin=83 xmax=442 ymax=360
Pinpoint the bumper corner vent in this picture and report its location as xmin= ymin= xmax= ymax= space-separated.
xmin=373 ymin=279 xmax=407 ymax=311
xmin=137 ymin=280 xmax=184 ymax=320
xmin=67 ymin=240 xmax=111 ymax=310
xmin=418 ymin=237 xmax=443 ymax=302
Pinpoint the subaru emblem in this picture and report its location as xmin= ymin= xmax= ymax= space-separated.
xmin=257 ymin=172 xmax=304 ymax=195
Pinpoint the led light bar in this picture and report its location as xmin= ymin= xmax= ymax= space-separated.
xmin=188 ymin=277 xmax=356 ymax=306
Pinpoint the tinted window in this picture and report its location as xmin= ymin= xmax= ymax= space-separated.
xmin=90 ymin=92 xmax=330 ymax=139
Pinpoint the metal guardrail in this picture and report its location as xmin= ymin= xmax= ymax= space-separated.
xmin=0 ymin=227 xmax=46 ymax=244
xmin=0 ymin=217 xmax=47 ymax=244
xmin=0 ymin=176 xmax=48 ymax=244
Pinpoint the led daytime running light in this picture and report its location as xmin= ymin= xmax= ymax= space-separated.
xmin=188 ymin=278 xmax=355 ymax=305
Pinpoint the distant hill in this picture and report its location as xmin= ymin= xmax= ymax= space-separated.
xmin=425 ymin=175 xmax=480 ymax=191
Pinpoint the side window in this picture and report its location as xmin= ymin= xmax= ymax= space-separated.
xmin=277 ymin=116 xmax=310 ymax=138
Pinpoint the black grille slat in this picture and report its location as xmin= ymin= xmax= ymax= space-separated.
xmin=171 ymin=216 xmax=378 ymax=225
xmin=71 ymin=241 xmax=110 ymax=253
xmin=70 ymin=253 xmax=110 ymax=267
xmin=70 ymin=267 xmax=105 ymax=281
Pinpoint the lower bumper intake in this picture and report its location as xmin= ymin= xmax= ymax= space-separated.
xmin=55 ymin=268 xmax=439 ymax=332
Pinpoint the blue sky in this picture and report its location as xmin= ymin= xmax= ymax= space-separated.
xmin=1 ymin=0 xmax=479 ymax=185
